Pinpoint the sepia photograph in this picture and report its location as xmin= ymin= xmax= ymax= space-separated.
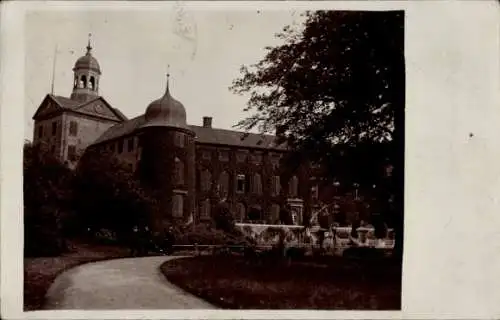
xmin=2 ymin=1 xmax=500 ymax=319
xmin=22 ymin=6 xmax=404 ymax=311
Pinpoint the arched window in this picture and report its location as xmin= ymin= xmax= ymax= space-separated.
xmin=218 ymin=171 xmax=229 ymax=197
xmin=174 ymin=157 xmax=184 ymax=185
xmin=252 ymin=173 xmax=262 ymax=195
xmin=73 ymin=77 xmax=78 ymax=89
xmin=89 ymin=76 xmax=95 ymax=90
xmin=236 ymin=202 xmax=246 ymax=222
xmin=200 ymin=169 xmax=212 ymax=192
xmin=289 ymin=175 xmax=298 ymax=197
xmin=199 ymin=199 xmax=211 ymax=220
xmin=172 ymin=194 xmax=184 ymax=217
xmin=80 ymin=75 xmax=87 ymax=88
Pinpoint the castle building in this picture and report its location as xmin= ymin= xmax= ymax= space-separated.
xmin=32 ymin=39 xmax=343 ymax=232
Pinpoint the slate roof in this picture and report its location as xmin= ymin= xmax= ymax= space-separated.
xmin=92 ymin=114 xmax=287 ymax=151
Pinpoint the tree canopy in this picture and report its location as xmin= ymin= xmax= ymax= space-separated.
xmin=231 ymin=10 xmax=405 ymax=257
xmin=231 ymin=10 xmax=404 ymax=181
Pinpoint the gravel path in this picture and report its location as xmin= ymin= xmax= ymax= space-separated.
xmin=44 ymin=256 xmax=215 ymax=309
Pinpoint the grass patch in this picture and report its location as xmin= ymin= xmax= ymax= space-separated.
xmin=161 ymin=255 xmax=401 ymax=310
xmin=24 ymin=239 xmax=132 ymax=311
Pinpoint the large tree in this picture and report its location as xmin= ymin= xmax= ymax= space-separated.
xmin=73 ymin=147 xmax=156 ymax=239
xmin=23 ymin=141 xmax=74 ymax=256
xmin=230 ymin=10 xmax=405 ymax=258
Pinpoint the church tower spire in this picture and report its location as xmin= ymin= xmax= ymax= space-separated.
xmin=70 ymin=33 xmax=101 ymax=102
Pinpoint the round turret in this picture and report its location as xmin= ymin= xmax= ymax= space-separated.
xmin=142 ymin=77 xmax=187 ymax=128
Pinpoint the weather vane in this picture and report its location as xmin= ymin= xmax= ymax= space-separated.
xmin=86 ymin=33 xmax=93 ymax=52
xmin=166 ymin=64 xmax=171 ymax=92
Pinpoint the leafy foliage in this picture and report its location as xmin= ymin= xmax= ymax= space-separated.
xmin=231 ymin=10 xmax=404 ymax=257
xmin=73 ymin=147 xmax=157 ymax=240
xmin=23 ymin=142 xmax=74 ymax=256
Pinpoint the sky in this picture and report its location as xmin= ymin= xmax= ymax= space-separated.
xmin=25 ymin=6 xmax=305 ymax=141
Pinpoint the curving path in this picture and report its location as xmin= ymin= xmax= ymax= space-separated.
xmin=44 ymin=256 xmax=215 ymax=310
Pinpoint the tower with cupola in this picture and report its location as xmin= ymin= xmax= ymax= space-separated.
xmin=70 ymin=34 xmax=101 ymax=102
xmin=138 ymin=72 xmax=196 ymax=231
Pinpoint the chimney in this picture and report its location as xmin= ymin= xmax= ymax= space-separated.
xmin=203 ymin=116 xmax=212 ymax=128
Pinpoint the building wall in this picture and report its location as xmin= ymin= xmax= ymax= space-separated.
xmin=193 ymin=143 xmax=325 ymax=224
xmin=138 ymin=127 xmax=196 ymax=232
xmin=61 ymin=113 xmax=118 ymax=167
xmin=33 ymin=115 xmax=64 ymax=157
xmin=77 ymin=127 xmax=352 ymax=227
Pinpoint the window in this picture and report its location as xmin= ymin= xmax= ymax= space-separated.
xmin=202 ymin=150 xmax=211 ymax=160
xmin=236 ymin=151 xmax=247 ymax=163
xmin=311 ymin=185 xmax=319 ymax=200
xmin=51 ymin=145 xmax=56 ymax=154
xmin=81 ymin=75 xmax=87 ymax=88
xmin=200 ymin=199 xmax=211 ymax=219
xmin=271 ymin=176 xmax=281 ymax=196
xmin=89 ymin=76 xmax=95 ymax=90
xmin=38 ymin=125 xmax=44 ymax=138
xmin=200 ymin=169 xmax=212 ymax=192
xmin=69 ymin=121 xmax=78 ymax=136
xmin=289 ymin=175 xmax=299 ymax=197
xmin=73 ymin=77 xmax=78 ymax=89
xmin=270 ymin=153 xmax=281 ymax=169
xmin=249 ymin=152 xmax=262 ymax=164
xmin=172 ymin=194 xmax=184 ymax=217
xmin=175 ymin=133 xmax=185 ymax=147
xmin=68 ymin=145 xmax=77 ymax=161
xmin=218 ymin=171 xmax=229 ymax=197
xmin=236 ymin=174 xmax=246 ymax=193
xmin=52 ymin=121 xmax=57 ymax=136
xmin=252 ymin=173 xmax=262 ymax=195
xmin=175 ymin=157 xmax=184 ymax=185
xmin=117 ymin=140 xmax=124 ymax=153
xmin=218 ymin=150 xmax=229 ymax=162
xmin=127 ymin=138 xmax=134 ymax=152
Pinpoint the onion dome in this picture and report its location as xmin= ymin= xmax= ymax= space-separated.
xmin=73 ymin=35 xmax=101 ymax=74
xmin=142 ymin=73 xmax=187 ymax=129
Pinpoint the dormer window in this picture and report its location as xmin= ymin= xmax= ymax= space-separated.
xmin=51 ymin=121 xmax=57 ymax=136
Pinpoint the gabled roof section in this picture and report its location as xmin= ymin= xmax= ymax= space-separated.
xmin=74 ymin=96 xmax=128 ymax=122
xmin=32 ymin=94 xmax=127 ymax=122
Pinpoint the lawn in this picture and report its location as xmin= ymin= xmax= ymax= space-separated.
xmin=24 ymin=239 xmax=132 ymax=311
xmin=161 ymin=254 xmax=402 ymax=310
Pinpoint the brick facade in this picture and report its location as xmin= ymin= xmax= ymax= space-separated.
xmin=31 ymin=41 xmax=362 ymax=232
